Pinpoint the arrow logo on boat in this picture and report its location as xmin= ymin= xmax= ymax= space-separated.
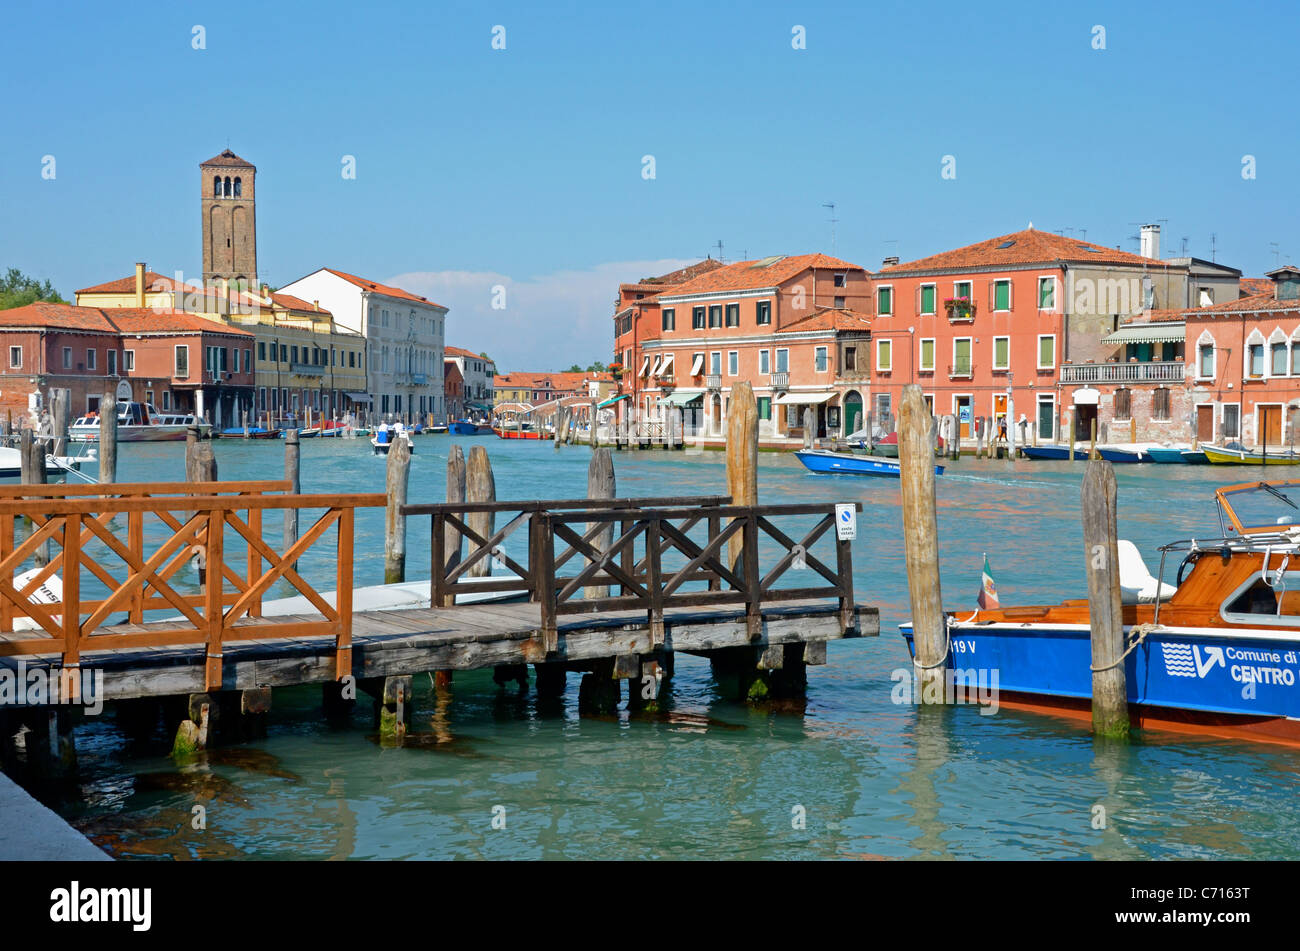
xmin=1194 ymin=645 xmax=1225 ymax=678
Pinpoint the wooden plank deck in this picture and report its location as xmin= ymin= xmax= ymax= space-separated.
xmin=0 ymin=600 xmax=878 ymax=701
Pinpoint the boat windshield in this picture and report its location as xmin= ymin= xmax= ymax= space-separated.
xmin=1217 ymin=481 xmax=1300 ymax=534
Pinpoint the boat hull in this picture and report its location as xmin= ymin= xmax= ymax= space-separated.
xmin=900 ymin=619 xmax=1300 ymax=745
xmin=795 ymin=449 xmax=943 ymax=477
xmin=371 ymin=436 xmax=415 ymax=454
xmin=1144 ymin=447 xmax=1191 ymax=464
xmin=449 ymin=421 xmax=493 ymax=435
xmin=70 ymin=425 xmax=210 ymax=442
xmin=1096 ymin=446 xmax=1147 ymax=463
xmin=494 ymin=427 xmax=542 ymax=440
xmin=1202 ymin=444 xmax=1300 ymax=465
xmin=1019 ymin=445 xmax=1081 ymax=461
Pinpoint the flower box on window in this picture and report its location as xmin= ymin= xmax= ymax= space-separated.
xmin=944 ymin=297 xmax=976 ymax=321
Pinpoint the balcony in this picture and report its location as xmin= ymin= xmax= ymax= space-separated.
xmin=705 ymin=374 xmax=722 ymax=390
xmin=1060 ymin=361 xmax=1185 ymax=384
xmin=944 ymin=298 xmax=976 ymax=322
xmin=771 ymin=371 xmax=790 ymax=389
xmin=290 ymin=362 xmax=324 ymax=377
xmin=948 ymin=363 xmax=974 ymax=379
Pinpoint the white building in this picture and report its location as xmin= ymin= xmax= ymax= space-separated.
xmin=276 ymin=268 xmax=448 ymax=421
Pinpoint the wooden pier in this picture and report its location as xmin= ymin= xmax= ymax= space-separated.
xmin=0 ymin=477 xmax=875 ymax=760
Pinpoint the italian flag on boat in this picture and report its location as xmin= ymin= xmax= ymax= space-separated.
xmin=977 ymin=554 xmax=998 ymax=609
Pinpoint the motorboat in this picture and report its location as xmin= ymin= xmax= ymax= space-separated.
xmin=795 ymin=448 xmax=944 ymax=478
xmin=1202 ymin=442 xmax=1300 ymax=466
xmin=371 ymin=428 xmax=415 ymax=455
xmin=901 ymin=480 xmax=1300 ymax=746
xmin=70 ymin=402 xmax=210 ymax=442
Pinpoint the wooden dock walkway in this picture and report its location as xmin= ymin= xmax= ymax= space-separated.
xmin=0 ymin=478 xmax=875 ymax=761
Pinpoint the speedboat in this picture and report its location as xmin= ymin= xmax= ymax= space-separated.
xmin=371 ymin=430 xmax=415 ymax=455
xmin=901 ymin=480 xmax=1300 ymax=747
xmin=0 ymin=446 xmax=81 ymax=482
xmin=795 ymin=448 xmax=944 ymax=478
xmin=70 ymin=402 xmax=210 ymax=442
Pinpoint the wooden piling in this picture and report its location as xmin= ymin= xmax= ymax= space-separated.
xmin=589 ymin=400 xmax=598 ymax=447
xmin=1129 ymin=416 xmax=1137 ymax=444
xmin=1068 ymin=409 xmax=1076 ymax=460
xmin=99 ymin=386 xmax=118 ymax=484
xmin=1089 ymin=417 xmax=1098 ymax=460
xmin=1082 ymin=460 xmax=1129 ymax=739
xmin=466 ymin=445 xmax=495 ymax=578
xmin=383 ymin=433 xmax=411 ymax=584
xmin=585 ymin=448 xmax=615 ymax=599
xmin=442 ymin=444 xmax=466 ymax=591
xmin=51 ymin=388 xmax=70 ymax=458
xmin=284 ymin=428 xmax=300 ymax=558
xmin=899 ymin=384 xmax=946 ymax=702
xmin=725 ymin=381 xmax=758 ymax=574
xmin=802 ymin=407 xmax=814 ymax=450
xmin=185 ymin=427 xmax=217 ymax=483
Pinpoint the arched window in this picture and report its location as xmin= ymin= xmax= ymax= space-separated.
xmin=234 ymin=177 xmax=242 ymax=197
xmin=213 ymin=176 xmax=221 ymax=197
xmin=224 ymin=176 xmax=232 ymax=197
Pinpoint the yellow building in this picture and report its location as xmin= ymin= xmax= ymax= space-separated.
xmin=76 ymin=263 xmax=368 ymax=424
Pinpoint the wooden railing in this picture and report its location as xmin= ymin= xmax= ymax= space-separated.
xmin=0 ymin=480 xmax=386 ymax=693
xmin=410 ymin=497 xmax=860 ymax=654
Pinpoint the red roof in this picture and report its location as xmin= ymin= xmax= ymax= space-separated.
xmin=323 ymin=268 xmax=446 ymax=309
xmin=0 ymin=302 xmax=119 ymax=332
xmin=0 ymin=303 xmax=252 ymax=336
xmin=657 ymin=253 xmax=865 ymax=299
xmin=270 ymin=292 xmax=330 ymax=315
xmin=76 ymin=270 xmax=183 ymax=296
xmin=882 ymin=229 xmax=1175 ymax=274
xmin=1178 ymin=291 xmax=1300 ymax=318
xmin=1240 ymin=277 xmax=1274 ymax=297
xmin=494 ymin=371 xmax=611 ymax=390
xmin=619 ymin=259 xmax=725 ymax=293
xmin=775 ymin=308 xmax=872 ymax=334
xmin=445 ymin=345 xmax=492 ymax=361
xmin=201 ymin=149 xmax=255 ymax=169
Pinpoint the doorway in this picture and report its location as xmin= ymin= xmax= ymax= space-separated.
xmin=954 ymin=395 xmax=973 ymax=438
xmin=1259 ymin=404 xmax=1283 ymax=447
xmin=1196 ymin=404 xmax=1214 ymax=443
xmin=1036 ymin=395 xmax=1054 ymax=441
xmin=1075 ymin=403 xmax=1098 ymax=441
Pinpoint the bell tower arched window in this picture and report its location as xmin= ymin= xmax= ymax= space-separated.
xmin=213 ymin=176 xmax=221 ymax=197
xmin=224 ymin=176 xmax=232 ymax=197
xmin=233 ymin=177 xmax=242 ymax=197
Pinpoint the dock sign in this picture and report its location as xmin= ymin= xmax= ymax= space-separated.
xmin=835 ymin=503 xmax=857 ymax=540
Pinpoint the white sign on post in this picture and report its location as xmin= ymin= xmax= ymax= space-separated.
xmin=835 ymin=503 xmax=857 ymax=541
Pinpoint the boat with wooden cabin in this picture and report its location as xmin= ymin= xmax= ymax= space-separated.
xmin=70 ymin=402 xmax=210 ymax=442
xmin=902 ymin=480 xmax=1300 ymax=746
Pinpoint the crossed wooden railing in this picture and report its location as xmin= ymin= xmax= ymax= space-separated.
xmin=0 ymin=480 xmax=385 ymax=693
xmin=410 ymin=496 xmax=860 ymax=653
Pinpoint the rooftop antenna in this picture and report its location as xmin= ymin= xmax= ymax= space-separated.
xmin=1180 ymin=236 xmax=1189 ymax=256
xmin=1127 ymin=221 xmax=1144 ymax=253
xmin=1210 ymin=233 xmax=1217 ymax=263
xmin=823 ymin=202 xmax=838 ymax=255
xmin=1079 ymin=228 xmax=1087 ymax=242
xmin=713 ymin=239 xmax=724 ymax=263
xmin=1271 ymin=242 xmax=1281 ymax=268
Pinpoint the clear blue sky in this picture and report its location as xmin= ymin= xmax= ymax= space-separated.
xmin=2 ymin=0 xmax=1295 ymax=370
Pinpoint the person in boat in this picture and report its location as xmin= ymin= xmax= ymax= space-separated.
xmin=376 ymin=421 xmax=390 ymax=445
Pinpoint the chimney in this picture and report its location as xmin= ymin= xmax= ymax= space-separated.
xmin=313 ymin=300 xmax=320 ymax=312
xmin=1139 ymin=224 xmax=1161 ymax=260
xmin=134 ymin=262 xmax=146 ymax=307
xmin=881 ymin=256 xmax=900 ymax=267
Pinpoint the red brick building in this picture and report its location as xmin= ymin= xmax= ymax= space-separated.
xmin=0 ymin=302 xmax=253 ymax=426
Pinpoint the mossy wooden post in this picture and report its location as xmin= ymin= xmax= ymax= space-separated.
xmin=466 ymin=445 xmax=495 ymax=578
xmin=1089 ymin=417 xmax=1099 ymax=460
xmin=589 ymin=400 xmax=598 ymax=447
xmin=20 ymin=429 xmax=50 ymax=567
xmin=1129 ymin=416 xmax=1137 ymax=444
xmin=900 ymin=384 xmax=947 ymax=702
xmin=1082 ymin=460 xmax=1129 ymax=739
xmin=99 ymin=385 xmax=118 ymax=484
xmin=384 ymin=434 xmax=411 ymax=584
xmin=585 ymin=448 xmax=615 ymax=599
xmin=1068 ymin=409 xmax=1076 ymax=460
xmin=802 ymin=407 xmax=814 ymax=449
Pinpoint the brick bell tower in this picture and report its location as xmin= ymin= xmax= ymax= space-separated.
xmin=200 ymin=149 xmax=257 ymax=290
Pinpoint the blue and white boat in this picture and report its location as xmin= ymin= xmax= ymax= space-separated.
xmin=1145 ymin=445 xmax=1192 ymax=464
xmin=449 ymin=419 xmax=493 ymax=435
xmin=1096 ymin=445 xmax=1148 ymax=463
xmin=1020 ymin=445 xmax=1082 ymax=461
xmin=900 ymin=480 xmax=1300 ymax=747
xmin=795 ymin=448 xmax=944 ymax=478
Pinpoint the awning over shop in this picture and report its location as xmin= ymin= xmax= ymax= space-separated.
xmin=775 ymin=391 xmax=834 ymax=405
xmin=466 ymin=401 xmax=492 ymax=412
xmin=1102 ymin=322 xmax=1185 ymax=345
xmin=345 ymin=392 xmax=373 ymax=403
xmin=597 ymin=393 xmax=630 ymax=409
xmin=656 ymin=389 xmax=704 ymax=406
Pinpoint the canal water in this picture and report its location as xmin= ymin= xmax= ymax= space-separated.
xmin=49 ymin=437 xmax=1300 ymax=859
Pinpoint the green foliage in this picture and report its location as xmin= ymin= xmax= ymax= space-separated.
xmin=0 ymin=268 xmax=66 ymax=310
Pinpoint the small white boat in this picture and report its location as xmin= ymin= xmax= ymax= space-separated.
xmin=371 ymin=430 xmax=415 ymax=455
xmin=0 ymin=446 xmax=81 ymax=481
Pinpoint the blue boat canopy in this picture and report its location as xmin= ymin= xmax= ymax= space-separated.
xmin=597 ymin=394 xmax=630 ymax=408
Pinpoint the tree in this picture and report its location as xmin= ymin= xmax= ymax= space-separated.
xmin=586 ymin=361 xmax=607 ymax=373
xmin=566 ymin=363 xmax=583 ymax=373
xmin=0 ymin=269 xmax=65 ymax=310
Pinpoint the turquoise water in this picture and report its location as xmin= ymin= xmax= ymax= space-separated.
xmin=48 ymin=437 xmax=1300 ymax=859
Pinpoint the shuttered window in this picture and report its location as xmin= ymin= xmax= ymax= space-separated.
xmin=995 ymin=280 xmax=1011 ymax=311
xmin=1114 ymin=388 xmax=1131 ymax=419
xmin=920 ymin=285 xmax=936 ymax=314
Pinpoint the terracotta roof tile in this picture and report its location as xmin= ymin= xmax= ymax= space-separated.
xmin=0 ymin=303 xmax=253 ymax=336
xmin=1177 ymin=291 xmax=1300 ymax=318
xmin=323 ymin=268 xmax=446 ymax=309
xmin=1240 ymin=277 xmax=1274 ymax=297
xmin=201 ymin=149 xmax=255 ymax=169
xmin=270 ymin=292 xmax=331 ymax=315
xmin=881 ymin=229 xmax=1175 ymax=274
xmin=775 ymin=308 xmax=872 ymax=334
xmin=655 ymin=253 xmax=866 ymax=299
xmin=106 ymin=309 xmax=254 ymax=336
xmin=0 ymin=302 xmax=119 ymax=332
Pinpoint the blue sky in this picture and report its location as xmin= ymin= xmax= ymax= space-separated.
xmin=2 ymin=0 xmax=1296 ymax=370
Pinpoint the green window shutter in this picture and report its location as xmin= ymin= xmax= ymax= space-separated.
xmin=920 ymin=339 xmax=934 ymax=369
xmin=878 ymin=288 xmax=891 ymax=314
xmin=995 ymin=281 xmax=1010 ymax=311
xmin=1039 ymin=279 xmax=1054 ymax=309
xmin=921 ymin=286 xmax=935 ymax=313
xmin=1039 ymin=336 xmax=1054 ymax=366
xmin=995 ymin=338 xmax=1008 ymax=367
xmin=955 ymin=339 xmax=971 ymax=371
